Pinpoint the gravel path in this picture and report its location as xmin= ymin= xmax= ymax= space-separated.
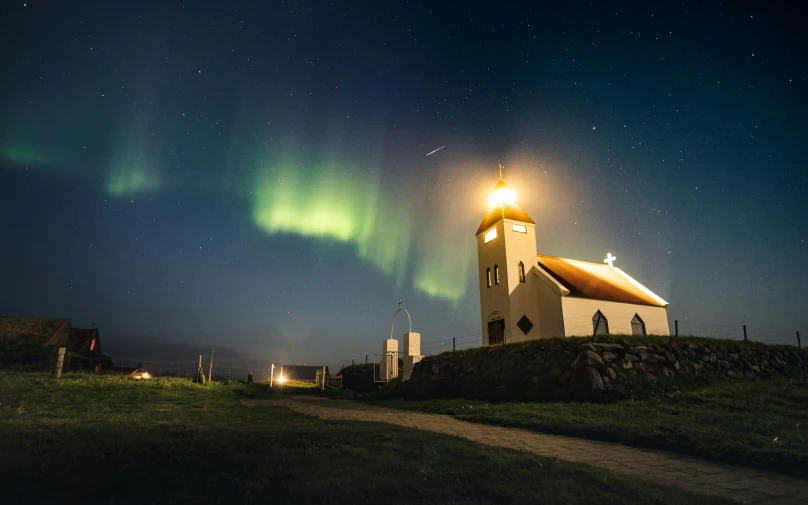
xmin=244 ymin=396 xmax=808 ymax=504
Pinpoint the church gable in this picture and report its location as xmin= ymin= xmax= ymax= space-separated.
xmin=536 ymin=255 xmax=667 ymax=307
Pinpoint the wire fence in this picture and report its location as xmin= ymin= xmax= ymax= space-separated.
xmin=336 ymin=319 xmax=804 ymax=371
xmin=3 ymin=319 xmax=802 ymax=380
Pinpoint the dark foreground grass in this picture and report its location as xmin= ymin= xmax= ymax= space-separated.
xmin=0 ymin=373 xmax=733 ymax=505
xmin=374 ymin=378 xmax=808 ymax=478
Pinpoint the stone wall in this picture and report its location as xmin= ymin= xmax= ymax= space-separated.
xmin=400 ymin=337 xmax=808 ymax=402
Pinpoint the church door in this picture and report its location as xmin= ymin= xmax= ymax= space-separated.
xmin=488 ymin=319 xmax=505 ymax=345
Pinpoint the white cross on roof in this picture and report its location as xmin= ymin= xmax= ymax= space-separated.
xmin=604 ymin=252 xmax=617 ymax=267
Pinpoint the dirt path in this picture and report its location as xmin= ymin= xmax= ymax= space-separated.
xmin=244 ymin=396 xmax=808 ymax=505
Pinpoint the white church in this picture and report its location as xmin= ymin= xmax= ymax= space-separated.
xmin=477 ymin=169 xmax=670 ymax=345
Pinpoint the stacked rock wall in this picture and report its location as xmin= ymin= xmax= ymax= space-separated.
xmin=401 ymin=338 xmax=808 ymax=401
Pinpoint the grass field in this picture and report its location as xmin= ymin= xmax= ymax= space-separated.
xmin=374 ymin=378 xmax=808 ymax=478
xmin=0 ymin=372 xmax=735 ymax=505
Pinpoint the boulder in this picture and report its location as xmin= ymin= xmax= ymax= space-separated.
xmin=568 ymin=366 xmax=604 ymax=399
xmin=605 ymin=368 xmax=617 ymax=381
xmin=558 ymin=370 xmax=573 ymax=385
xmin=593 ymin=343 xmax=624 ymax=350
xmin=613 ymin=359 xmax=633 ymax=369
xmin=571 ymin=350 xmax=606 ymax=372
xmin=624 ymin=354 xmax=639 ymax=362
xmin=600 ymin=351 xmax=617 ymax=361
xmin=658 ymin=367 xmax=675 ymax=378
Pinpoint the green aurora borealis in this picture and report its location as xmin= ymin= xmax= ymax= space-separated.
xmin=250 ymin=161 xmax=473 ymax=303
xmin=1 ymin=142 xmax=475 ymax=303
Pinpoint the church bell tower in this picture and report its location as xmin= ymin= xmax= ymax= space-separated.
xmin=475 ymin=166 xmax=541 ymax=346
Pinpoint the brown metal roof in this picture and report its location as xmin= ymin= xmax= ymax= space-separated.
xmin=537 ymin=255 xmax=666 ymax=307
xmin=475 ymin=202 xmax=535 ymax=235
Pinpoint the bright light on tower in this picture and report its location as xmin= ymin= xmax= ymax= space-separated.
xmin=488 ymin=187 xmax=516 ymax=208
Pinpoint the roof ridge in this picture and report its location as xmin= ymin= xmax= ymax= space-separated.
xmin=537 ymin=253 xmax=609 ymax=268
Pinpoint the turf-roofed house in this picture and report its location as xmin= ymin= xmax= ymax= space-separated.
xmin=476 ymin=167 xmax=670 ymax=345
xmin=0 ymin=316 xmax=74 ymax=367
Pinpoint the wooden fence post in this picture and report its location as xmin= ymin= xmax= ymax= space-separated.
xmin=196 ymin=355 xmax=206 ymax=384
xmin=322 ymin=366 xmax=326 ymax=390
xmin=52 ymin=347 xmax=66 ymax=379
xmin=743 ymin=325 xmax=748 ymax=342
xmin=675 ymin=319 xmax=678 ymax=337
xmin=798 ymin=331 xmax=802 ymax=348
xmin=453 ymin=337 xmax=456 ymax=351
xmin=269 ymin=364 xmax=275 ymax=386
xmin=208 ymin=347 xmax=214 ymax=382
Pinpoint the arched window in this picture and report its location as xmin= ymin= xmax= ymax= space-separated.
xmin=518 ymin=261 xmax=525 ymax=282
xmin=494 ymin=264 xmax=500 ymax=285
xmin=592 ymin=310 xmax=609 ymax=335
xmin=486 ymin=268 xmax=492 ymax=288
xmin=631 ymin=314 xmax=646 ymax=336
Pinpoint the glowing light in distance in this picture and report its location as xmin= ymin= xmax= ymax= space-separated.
xmin=277 ymin=375 xmax=286 ymax=384
xmin=488 ymin=188 xmax=516 ymax=207
xmin=512 ymin=224 xmax=527 ymax=233
xmin=484 ymin=228 xmax=497 ymax=243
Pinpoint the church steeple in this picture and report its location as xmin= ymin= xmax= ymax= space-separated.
xmin=475 ymin=164 xmax=541 ymax=346
xmin=476 ymin=166 xmax=535 ymax=236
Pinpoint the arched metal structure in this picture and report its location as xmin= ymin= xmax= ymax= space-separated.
xmin=374 ymin=300 xmax=413 ymax=383
xmin=390 ymin=299 xmax=412 ymax=340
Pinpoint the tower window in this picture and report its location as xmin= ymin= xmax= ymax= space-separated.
xmin=494 ymin=264 xmax=500 ymax=285
xmin=518 ymin=261 xmax=525 ymax=282
xmin=486 ymin=268 xmax=492 ymax=288
xmin=484 ymin=227 xmax=497 ymax=243
xmin=512 ymin=223 xmax=527 ymax=233
xmin=592 ymin=310 xmax=609 ymax=335
xmin=631 ymin=314 xmax=646 ymax=336
xmin=90 ymin=339 xmax=96 ymax=351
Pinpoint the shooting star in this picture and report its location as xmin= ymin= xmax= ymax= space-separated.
xmin=425 ymin=145 xmax=446 ymax=156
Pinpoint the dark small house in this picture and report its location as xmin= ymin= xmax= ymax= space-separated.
xmin=277 ymin=365 xmax=330 ymax=382
xmin=72 ymin=327 xmax=102 ymax=354
xmin=71 ymin=326 xmax=112 ymax=370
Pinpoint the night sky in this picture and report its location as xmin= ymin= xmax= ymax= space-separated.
xmin=1 ymin=1 xmax=806 ymax=367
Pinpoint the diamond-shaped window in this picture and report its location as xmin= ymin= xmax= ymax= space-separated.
xmin=517 ymin=315 xmax=533 ymax=335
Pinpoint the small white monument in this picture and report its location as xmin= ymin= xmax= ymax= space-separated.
xmin=402 ymin=331 xmax=423 ymax=381
xmin=377 ymin=300 xmax=423 ymax=382
xmin=379 ymin=338 xmax=398 ymax=381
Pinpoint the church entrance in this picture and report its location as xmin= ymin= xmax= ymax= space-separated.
xmin=488 ymin=319 xmax=505 ymax=345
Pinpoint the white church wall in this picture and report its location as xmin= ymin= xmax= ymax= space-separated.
xmin=534 ymin=270 xmax=566 ymax=338
xmin=560 ymin=297 xmax=670 ymax=336
xmin=503 ymin=220 xmax=544 ymax=343
xmin=477 ymin=220 xmax=516 ymax=345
